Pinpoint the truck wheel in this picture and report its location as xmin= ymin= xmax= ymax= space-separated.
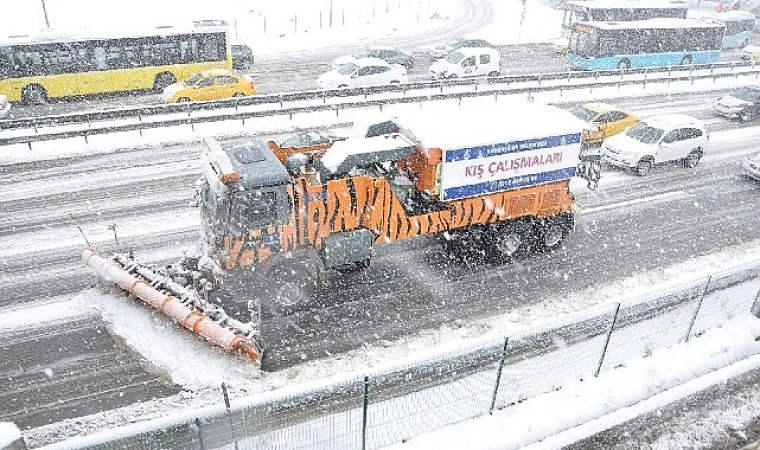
xmin=488 ymin=224 xmax=526 ymax=260
xmin=537 ymin=222 xmax=568 ymax=252
xmin=267 ymin=267 xmax=316 ymax=316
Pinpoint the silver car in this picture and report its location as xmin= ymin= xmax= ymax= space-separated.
xmin=739 ymin=151 xmax=760 ymax=180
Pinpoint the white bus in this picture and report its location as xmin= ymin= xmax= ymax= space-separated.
xmin=701 ymin=11 xmax=756 ymax=48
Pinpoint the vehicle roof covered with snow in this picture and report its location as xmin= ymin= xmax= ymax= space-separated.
xmin=580 ymin=17 xmax=725 ymax=30
xmin=392 ymin=101 xmax=588 ymax=150
xmin=206 ymin=138 xmax=292 ymax=189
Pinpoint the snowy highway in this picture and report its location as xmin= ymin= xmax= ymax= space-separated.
xmin=2 ymin=89 xmax=760 ymax=433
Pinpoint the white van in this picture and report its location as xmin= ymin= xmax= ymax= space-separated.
xmin=428 ymin=47 xmax=500 ymax=80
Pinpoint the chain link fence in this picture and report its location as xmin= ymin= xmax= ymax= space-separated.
xmin=32 ymin=259 xmax=760 ymax=450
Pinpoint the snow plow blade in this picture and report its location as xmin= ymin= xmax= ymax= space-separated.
xmin=82 ymin=248 xmax=262 ymax=362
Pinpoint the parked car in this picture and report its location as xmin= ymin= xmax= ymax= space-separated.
xmin=742 ymin=44 xmax=760 ymax=60
xmin=429 ymin=47 xmax=500 ymax=79
xmin=316 ymin=58 xmax=408 ymax=90
xmin=231 ymin=44 xmax=254 ymax=70
xmin=428 ymin=37 xmax=495 ymax=59
xmin=332 ymin=47 xmax=413 ymax=70
xmin=0 ymin=94 xmax=10 ymax=119
xmin=738 ymin=151 xmax=760 ymax=180
xmin=601 ymin=114 xmax=708 ymax=176
xmin=713 ymin=85 xmax=760 ymax=122
xmin=279 ymin=129 xmax=346 ymax=148
xmin=568 ymin=103 xmax=639 ymax=146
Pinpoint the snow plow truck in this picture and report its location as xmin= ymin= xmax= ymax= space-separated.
xmin=84 ymin=101 xmax=596 ymax=362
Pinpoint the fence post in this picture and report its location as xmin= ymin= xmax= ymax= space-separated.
xmin=751 ymin=288 xmax=760 ymax=319
xmin=684 ymin=277 xmax=712 ymax=343
xmin=594 ymin=303 xmax=621 ymax=377
xmin=221 ymin=383 xmax=240 ymax=450
xmin=362 ymin=376 xmax=369 ymax=450
xmin=195 ymin=418 xmax=206 ymax=450
xmin=489 ymin=337 xmax=509 ymax=414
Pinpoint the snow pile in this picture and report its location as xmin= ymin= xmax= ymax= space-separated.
xmin=382 ymin=314 xmax=760 ymax=450
xmin=98 ymin=289 xmax=264 ymax=391
xmin=0 ymin=423 xmax=21 ymax=449
xmin=470 ymin=0 xmax=564 ymax=44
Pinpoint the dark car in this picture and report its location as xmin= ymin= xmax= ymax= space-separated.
xmin=712 ymin=85 xmax=760 ymax=122
xmin=332 ymin=47 xmax=414 ymax=70
xmin=231 ymin=44 xmax=254 ymax=70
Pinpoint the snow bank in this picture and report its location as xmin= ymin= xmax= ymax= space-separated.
xmin=382 ymin=314 xmax=760 ymax=450
xmin=0 ymin=423 xmax=21 ymax=449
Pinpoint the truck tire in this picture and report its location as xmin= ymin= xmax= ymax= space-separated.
xmin=537 ymin=221 xmax=569 ymax=252
xmin=266 ymin=266 xmax=317 ymax=316
xmin=488 ymin=222 xmax=527 ymax=261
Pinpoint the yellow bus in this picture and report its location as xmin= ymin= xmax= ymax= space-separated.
xmin=0 ymin=23 xmax=231 ymax=104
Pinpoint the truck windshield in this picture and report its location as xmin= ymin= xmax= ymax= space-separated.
xmin=234 ymin=190 xmax=280 ymax=232
xmin=625 ymin=122 xmax=664 ymax=144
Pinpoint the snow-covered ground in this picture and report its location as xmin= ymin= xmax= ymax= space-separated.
xmin=6 ymin=0 xmax=760 ymax=448
xmin=5 ymin=0 xmax=459 ymax=58
xmin=13 ymin=234 xmax=760 ymax=447
xmin=0 ymin=423 xmax=21 ymax=449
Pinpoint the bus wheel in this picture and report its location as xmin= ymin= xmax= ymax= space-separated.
xmin=232 ymin=92 xmax=245 ymax=97
xmin=22 ymin=85 xmax=48 ymax=105
xmin=617 ymin=59 xmax=630 ymax=70
xmin=176 ymin=97 xmax=191 ymax=103
xmin=680 ymin=55 xmax=692 ymax=66
xmin=153 ymin=72 xmax=176 ymax=92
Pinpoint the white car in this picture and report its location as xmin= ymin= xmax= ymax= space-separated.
xmin=429 ymin=47 xmax=500 ymax=80
xmin=741 ymin=44 xmax=760 ymax=61
xmin=316 ymin=58 xmax=408 ymax=90
xmin=601 ymin=114 xmax=708 ymax=176
xmin=739 ymin=151 xmax=760 ymax=180
xmin=0 ymin=95 xmax=10 ymax=119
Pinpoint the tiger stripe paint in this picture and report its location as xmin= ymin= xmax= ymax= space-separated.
xmin=221 ymin=175 xmax=572 ymax=270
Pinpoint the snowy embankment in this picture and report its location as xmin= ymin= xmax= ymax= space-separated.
xmin=15 ymin=232 xmax=760 ymax=447
xmin=0 ymin=423 xmax=21 ymax=449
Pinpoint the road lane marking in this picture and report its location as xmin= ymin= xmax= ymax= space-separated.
xmin=582 ymin=190 xmax=687 ymax=215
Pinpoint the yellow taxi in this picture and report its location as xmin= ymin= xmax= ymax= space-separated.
xmin=161 ymin=69 xmax=256 ymax=103
xmin=568 ymin=103 xmax=639 ymax=146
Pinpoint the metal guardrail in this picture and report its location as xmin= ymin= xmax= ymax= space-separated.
xmin=0 ymin=60 xmax=756 ymax=133
xmin=2 ymin=64 xmax=759 ymax=148
xmin=35 ymin=258 xmax=760 ymax=450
